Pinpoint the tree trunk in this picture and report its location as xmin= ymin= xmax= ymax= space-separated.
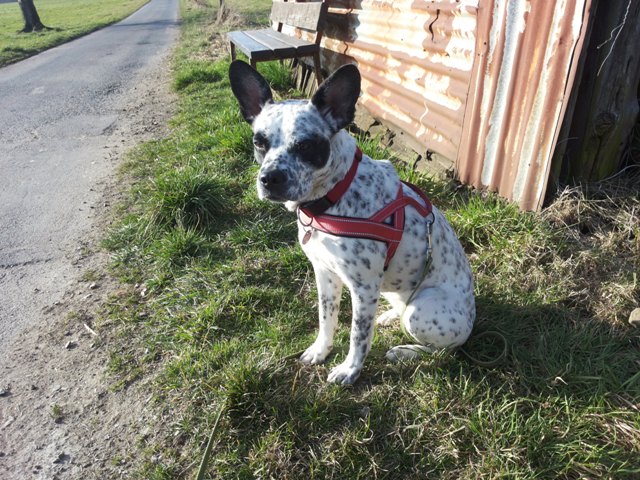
xmin=216 ymin=0 xmax=227 ymax=25
xmin=18 ymin=0 xmax=46 ymax=33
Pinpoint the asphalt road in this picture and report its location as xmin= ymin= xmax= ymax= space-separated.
xmin=0 ymin=0 xmax=179 ymax=352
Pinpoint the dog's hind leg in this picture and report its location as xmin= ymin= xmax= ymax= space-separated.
xmin=376 ymin=292 xmax=407 ymax=326
xmin=386 ymin=286 xmax=474 ymax=362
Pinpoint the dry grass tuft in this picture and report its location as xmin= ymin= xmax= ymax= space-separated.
xmin=544 ymin=176 xmax=640 ymax=323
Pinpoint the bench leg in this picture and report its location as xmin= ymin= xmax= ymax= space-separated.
xmin=229 ymin=41 xmax=236 ymax=60
xmin=313 ymin=52 xmax=323 ymax=83
xmin=250 ymin=58 xmax=257 ymax=69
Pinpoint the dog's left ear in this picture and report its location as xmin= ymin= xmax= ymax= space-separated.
xmin=311 ymin=64 xmax=361 ymax=133
xmin=229 ymin=60 xmax=273 ymax=123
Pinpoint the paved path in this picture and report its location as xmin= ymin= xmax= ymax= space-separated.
xmin=0 ymin=0 xmax=179 ymax=352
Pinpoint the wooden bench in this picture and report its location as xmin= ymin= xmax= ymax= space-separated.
xmin=227 ymin=1 xmax=328 ymax=82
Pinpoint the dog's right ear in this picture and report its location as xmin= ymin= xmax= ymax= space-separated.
xmin=229 ymin=60 xmax=273 ymax=123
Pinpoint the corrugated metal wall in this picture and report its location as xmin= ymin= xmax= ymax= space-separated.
xmin=322 ymin=0 xmax=478 ymax=162
xmin=284 ymin=0 xmax=591 ymax=210
xmin=301 ymin=0 xmax=479 ymax=163
xmin=457 ymin=0 xmax=592 ymax=210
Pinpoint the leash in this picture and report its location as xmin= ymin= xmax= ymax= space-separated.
xmin=405 ymin=214 xmax=434 ymax=306
xmin=394 ymin=208 xmax=508 ymax=368
xmin=458 ymin=330 xmax=509 ymax=368
xmin=397 ymin=214 xmax=433 ymax=342
xmin=382 ymin=200 xmax=508 ymax=368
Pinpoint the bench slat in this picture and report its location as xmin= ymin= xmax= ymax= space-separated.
xmin=228 ymin=2 xmax=325 ymax=80
xmin=227 ymin=31 xmax=275 ymax=61
xmin=244 ymin=30 xmax=297 ymax=57
xmin=258 ymin=29 xmax=319 ymax=56
xmin=270 ymin=1 xmax=325 ymax=31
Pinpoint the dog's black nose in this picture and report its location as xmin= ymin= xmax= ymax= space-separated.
xmin=260 ymin=169 xmax=286 ymax=188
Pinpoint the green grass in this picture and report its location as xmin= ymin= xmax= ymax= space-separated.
xmin=0 ymin=0 xmax=149 ymax=67
xmin=101 ymin=0 xmax=640 ymax=478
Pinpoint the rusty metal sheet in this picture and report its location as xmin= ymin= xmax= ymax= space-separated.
xmin=283 ymin=0 xmax=591 ymax=211
xmin=457 ymin=0 xmax=592 ymax=210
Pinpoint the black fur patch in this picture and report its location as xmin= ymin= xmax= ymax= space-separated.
xmin=291 ymin=135 xmax=330 ymax=169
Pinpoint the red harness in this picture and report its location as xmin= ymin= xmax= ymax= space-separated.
xmin=298 ymin=147 xmax=433 ymax=268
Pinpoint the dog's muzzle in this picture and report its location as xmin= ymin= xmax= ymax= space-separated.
xmin=259 ymin=168 xmax=289 ymax=201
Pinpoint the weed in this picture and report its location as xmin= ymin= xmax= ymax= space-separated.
xmin=81 ymin=269 xmax=101 ymax=283
xmin=256 ymin=60 xmax=295 ymax=92
xmin=51 ymin=403 xmax=64 ymax=423
xmin=148 ymin=167 xmax=227 ymax=230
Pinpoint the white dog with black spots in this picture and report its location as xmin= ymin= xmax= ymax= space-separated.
xmin=229 ymin=61 xmax=475 ymax=385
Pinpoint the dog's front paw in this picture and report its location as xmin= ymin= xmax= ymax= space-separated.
xmin=299 ymin=341 xmax=332 ymax=365
xmin=327 ymin=362 xmax=361 ymax=385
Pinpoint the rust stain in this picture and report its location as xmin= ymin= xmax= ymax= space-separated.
xmin=300 ymin=0 xmax=479 ymax=161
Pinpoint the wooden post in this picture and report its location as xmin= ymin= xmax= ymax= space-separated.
xmin=551 ymin=0 xmax=640 ymax=184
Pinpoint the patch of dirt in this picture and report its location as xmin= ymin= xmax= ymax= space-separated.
xmin=0 ymin=56 xmax=177 ymax=479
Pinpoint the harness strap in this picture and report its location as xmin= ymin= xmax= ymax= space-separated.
xmin=299 ymin=181 xmax=433 ymax=268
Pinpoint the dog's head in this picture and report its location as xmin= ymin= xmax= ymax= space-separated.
xmin=229 ymin=60 xmax=360 ymax=204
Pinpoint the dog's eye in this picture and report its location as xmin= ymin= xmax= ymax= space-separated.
xmin=253 ymin=135 xmax=269 ymax=151
xmin=292 ymin=136 xmax=330 ymax=169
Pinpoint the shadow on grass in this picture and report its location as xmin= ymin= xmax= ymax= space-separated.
xmin=128 ymin=142 xmax=638 ymax=477
xmin=213 ymin=290 xmax=639 ymax=478
xmin=468 ymin=296 xmax=639 ymax=397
